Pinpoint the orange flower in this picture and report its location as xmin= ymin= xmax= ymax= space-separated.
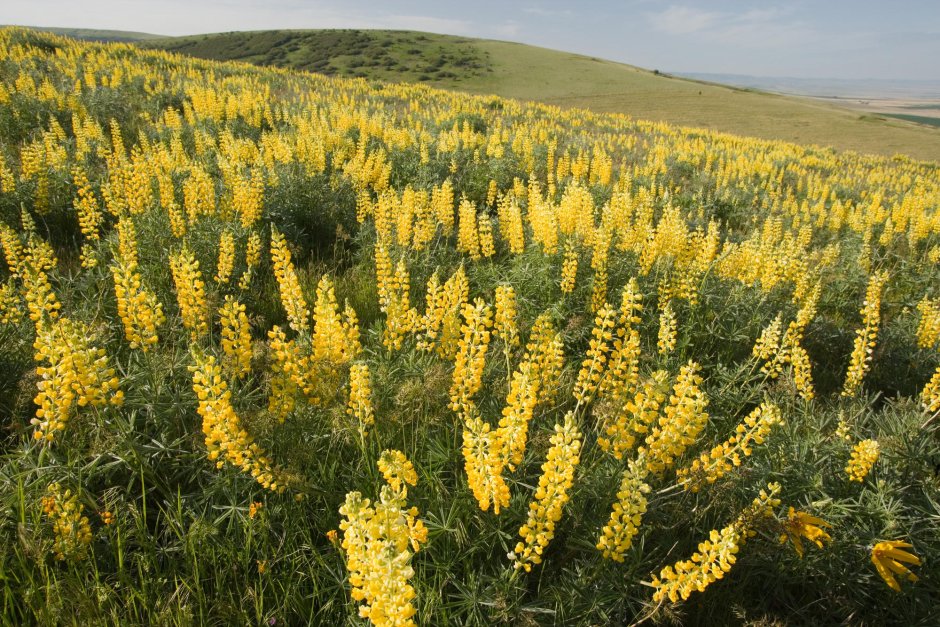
xmin=779 ymin=507 xmax=831 ymax=558
xmin=871 ymin=540 xmax=920 ymax=592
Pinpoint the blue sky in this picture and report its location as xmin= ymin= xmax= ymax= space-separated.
xmin=4 ymin=0 xmax=939 ymax=80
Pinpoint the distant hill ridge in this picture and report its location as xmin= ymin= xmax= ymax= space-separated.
xmin=14 ymin=26 xmax=940 ymax=162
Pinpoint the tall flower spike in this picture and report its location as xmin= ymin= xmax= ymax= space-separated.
xmin=597 ymin=457 xmax=651 ymax=561
xmin=676 ymin=402 xmax=783 ymax=492
xmin=169 ymin=247 xmax=209 ymax=342
xmin=219 ymin=296 xmax=253 ymax=379
xmin=449 ymin=298 xmax=493 ymax=416
xmin=191 ymin=353 xmax=292 ymax=492
xmin=842 ymin=272 xmax=888 ymax=397
xmin=511 ymin=412 xmax=582 ymax=572
xmin=651 ymin=483 xmax=781 ymax=603
xmin=270 ymin=227 xmax=310 ymax=334
xmin=347 ymin=363 xmax=375 ymax=437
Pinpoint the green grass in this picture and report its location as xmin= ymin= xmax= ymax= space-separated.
xmin=142 ymin=29 xmax=940 ymax=163
xmin=882 ymin=113 xmax=940 ymax=128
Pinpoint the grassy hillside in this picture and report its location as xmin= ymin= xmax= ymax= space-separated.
xmin=8 ymin=26 xmax=164 ymax=42
xmin=143 ymin=29 xmax=940 ymax=162
xmin=2 ymin=27 xmax=940 ymax=626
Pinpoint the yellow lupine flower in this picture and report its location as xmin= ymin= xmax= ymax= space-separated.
xmin=347 ymin=363 xmax=374 ymax=436
xmin=31 ymin=316 xmax=122 ymax=442
xmin=560 ymin=239 xmax=578 ymax=293
xmin=214 ymin=230 xmax=235 ymax=284
xmin=677 ymin=403 xmax=782 ymax=491
xmin=842 ymin=272 xmax=888 ymax=397
xmin=41 ymin=482 xmax=92 ymax=561
xmin=657 ymin=298 xmax=678 ymax=355
xmin=597 ymin=458 xmax=650 ymax=561
xmin=169 ymin=247 xmax=209 ymax=341
xmin=846 ymin=438 xmax=879 ymax=482
xmin=339 ymin=451 xmax=426 ymax=627
xmin=493 ymin=284 xmax=519 ymax=347
xmin=511 ymin=412 xmax=582 ymax=572
xmin=651 ymin=483 xmax=781 ymax=603
xmin=190 ymin=353 xmax=292 ymax=493
xmin=270 ymin=228 xmax=310 ymax=334
xmin=219 ymin=296 xmax=253 ymax=379
xmin=449 ymin=298 xmax=493 ymax=416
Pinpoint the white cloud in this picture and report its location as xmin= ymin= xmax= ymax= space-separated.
xmin=647 ymin=5 xmax=719 ymax=35
xmin=647 ymin=4 xmax=814 ymax=49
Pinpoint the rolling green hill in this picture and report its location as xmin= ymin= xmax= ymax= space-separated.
xmin=143 ymin=29 xmax=940 ymax=162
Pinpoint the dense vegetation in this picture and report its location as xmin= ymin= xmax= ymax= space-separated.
xmin=145 ymin=30 xmax=491 ymax=83
xmin=1 ymin=26 xmax=939 ymax=626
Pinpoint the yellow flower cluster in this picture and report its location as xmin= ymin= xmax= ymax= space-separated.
xmin=921 ymin=366 xmax=940 ymax=413
xmin=169 ymin=247 xmax=209 ymax=342
xmin=511 ymin=412 xmax=582 ymax=572
xmin=597 ymin=280 xmax=644 ymax=404
xmin=677 ymin=402 xmax=783 ymax=491
xmin=596 ymin=458 xmax=650 ymax=561
xmin=753 ymin=286 xmax=819 ymax=400
xmin=842 ymin=272 xmax=888 ymax=397
xmin=348 ymin=363 xmax=375 ymax=437
xmin=0 ymin=280 xmax=23 ymax=325
xmin=41 ymin=482 xmax=92 ymax=561
xmin=457 ymin=197 xmax=481 ymax=260
xmin=463 ymin=415 xmax=512 ymax=513
xmin=238 ymin=230 xmax=262 ymax=290
xmin=657 ymin=299 xmax=678 ymax=355
xmin=270 ymin=227 xmax=310 ymax=334
xmin=779 ymin=507 xmax=831 ymax=558
xmin=449 ymin=298 xmax=493 ymax=416
xmin=32 ymin=316 xmax=122 ymax=441
xmin=378 ymin=449 xmax=419 ymax=497
xmin=598 ymin=371 xmax=669 ymax=460
xmin=215 ymin=230 xmax=235 ymax=284
xmin=560 ymin=239 xmax=578 ymax=293
xmin=112 ymin=218 xmax=164 ymax=351
xmin=417 ymin=267 xmax=469 ymax=358
xmin=642 ymin=361 xmax=709 ymax=475
xmin=522 ymin=313 xmax=565 ymax=407
xmin=845 ymin=438 xmax=879 ymax=482
xmin=190 ymin=353 xmax=291 ymax=492
xmin=871 ymin=540 xmax=920 ymax=592
xmin=915 ymin=296 xmax=940 ymax=349
xmin=382 ymin=259 xmax=417 ymax=351
xmin=219 ymin=296 xmax=253 ymax=379
xmin=493 ymin=284 xmax=519 ymax=348
xmin=651 ymin=483 xmax=781 ymax=603
xmin=477 ymin=214 xmax=495 ymax=258
xmin=573 ymin=304 xmax=617 ymax=405
xmin=313 ymin=275 xmax=360 ymax=363
xmin=72 ymin=166 xmax=102 ymax=268
xmin=339 ymin=452 xmax=426 ymax=627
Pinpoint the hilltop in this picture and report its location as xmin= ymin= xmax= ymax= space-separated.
xmin=141 ymin=29 xmax=940 ymax=162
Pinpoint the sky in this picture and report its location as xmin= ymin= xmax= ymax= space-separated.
xmin=3 ymin=0 xmax=940 ymax=81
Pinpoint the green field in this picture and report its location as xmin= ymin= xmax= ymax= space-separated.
xmin=142 ymin=29 xmax=940 ymax=162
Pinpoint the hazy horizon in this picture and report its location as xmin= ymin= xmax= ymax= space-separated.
xmin=3 ymin=1 xmax=940 ymax=82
